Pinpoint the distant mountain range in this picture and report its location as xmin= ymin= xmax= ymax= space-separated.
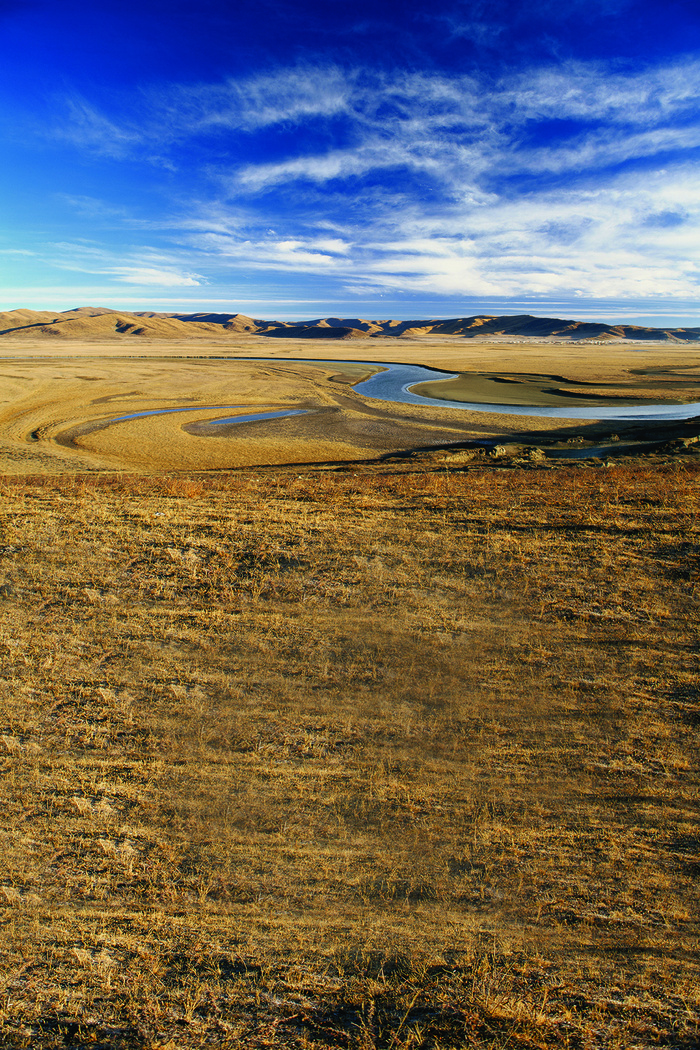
xmin=1 ymin=307 xmax=699 ymax=342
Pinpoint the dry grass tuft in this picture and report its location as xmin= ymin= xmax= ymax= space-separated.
xmin=0 ymin=462 xmax=699 ymax=1047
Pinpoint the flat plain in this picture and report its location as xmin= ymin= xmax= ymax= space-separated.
xmin=1 ymin=334 xmax=699 ymax=1047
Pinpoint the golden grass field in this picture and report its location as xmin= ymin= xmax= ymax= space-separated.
xmin=1 ymin=338 xmax=699 ymax=1047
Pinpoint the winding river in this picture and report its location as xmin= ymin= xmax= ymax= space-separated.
xmin=94 ymin=360 xmax=700 ymax=430
xmin=353 ymin=363 xmax=700 ymax=420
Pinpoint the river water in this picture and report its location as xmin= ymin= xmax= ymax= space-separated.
xmin=353 ymin=363 xmax=700 ymax=421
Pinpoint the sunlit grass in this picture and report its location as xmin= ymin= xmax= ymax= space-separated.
xmin=0 ymin=462 xmax=698 ymax=1047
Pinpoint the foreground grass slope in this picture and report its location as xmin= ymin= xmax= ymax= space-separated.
xmin=0 ymin=463 xmax=698 ymax=1047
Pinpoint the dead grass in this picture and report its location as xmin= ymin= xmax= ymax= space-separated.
xmin=0 ymin=462 xmax=698 ymax=1047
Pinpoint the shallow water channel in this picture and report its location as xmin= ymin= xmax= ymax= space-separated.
xmin=104 ymin=405 xmax=308 ymax=427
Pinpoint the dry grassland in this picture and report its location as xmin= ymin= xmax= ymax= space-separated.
xmin=1 ymin=461 xmax=699 ymax=1048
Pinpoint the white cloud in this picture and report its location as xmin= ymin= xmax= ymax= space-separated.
xmin=34 ymin=54 xmax=700 ymax=305
xmin=507 ymin=124 xmax=700 ymax=177
xmin=198 ymin=58 xmax=700 ymax=209
xmin=25 ymin=241 xmax=208 ymax=289
xmin=501 ymin=58 xmax=700 ymax=125
xmin=192 ymin=231 xmax=343 ymax=272
xmin=178 ymin=161 xmax=700 ymax=301
xmin=164 ymin=66 xmax=353 ymax=134
xmin=56 ymin=97 xmax=144 ymax=158
xmin=308 ymin=238 xmax=351 ymax=254
xmin=53 ymin=56 xmax=700 ymax=174
xmin=107 ymin=267 xmax=204 ymax=286
xmin=234 ymin=141 xmax=449 ymax=190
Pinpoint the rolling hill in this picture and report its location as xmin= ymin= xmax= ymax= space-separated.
xmin=1 ymin=307 xmax=699 ymax=341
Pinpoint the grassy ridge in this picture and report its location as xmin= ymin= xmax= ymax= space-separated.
xmin=0 ymin=464 xmax=699 ymax=1047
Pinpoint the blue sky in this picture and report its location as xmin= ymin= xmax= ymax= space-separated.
xmin=2 ymin=0 xmax=700 ymax=323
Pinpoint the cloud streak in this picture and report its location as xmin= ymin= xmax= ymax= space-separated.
xmin=27 ymin=54 xmax=700 ymax=304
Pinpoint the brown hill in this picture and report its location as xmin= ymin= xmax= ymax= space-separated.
xmin=0 ymin=308 xmax=117 ymax=333
xmin=0 ymin=311 xmax=250 ymax=340
xmin=261 ymin=325 xmax=369 ymax=339
xmin=426 ymin=315 xmax=700 ymax=341
xmin=1 ymin=307 xmax=698 ymax=342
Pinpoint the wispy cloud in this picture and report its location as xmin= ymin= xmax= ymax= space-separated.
xmin=35 ymin=55 xmax=700 ymax=304
xmin=53 ymin=57 xmax=700 ymax=165
xmin=37 ymin=241 xmax=207 ymax=288
xmin=56 ymin=96 xmax=144 ymax=158
xmin=106 ymin=266 xmax=204 ymax=286
xmin=177 ymin=162 xmax=700 ymax=301
xmin=161 ymin=66 xmax=353 ymax=134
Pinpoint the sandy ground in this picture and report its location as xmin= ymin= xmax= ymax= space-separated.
xmin=2 ymin=336 xmax=700 ymax=473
